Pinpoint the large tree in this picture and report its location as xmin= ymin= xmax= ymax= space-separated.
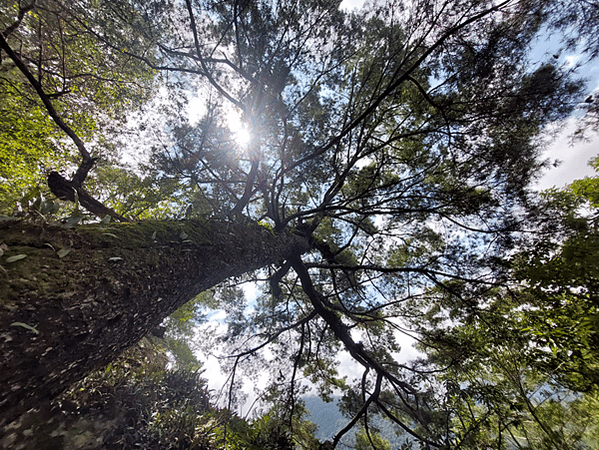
xmin=403 ymin=163 xmax=599 ymax=448
xmin=0 ymin=0 xmax=595 ymax=446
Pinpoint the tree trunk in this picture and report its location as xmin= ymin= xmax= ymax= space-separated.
xmin=0 ymin=219 xmax=310 ymax=427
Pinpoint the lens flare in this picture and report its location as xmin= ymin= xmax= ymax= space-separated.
xmin=226 ymin=108 xmax=252 ymax=148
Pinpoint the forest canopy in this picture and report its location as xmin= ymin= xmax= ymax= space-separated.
xmin=1 ymin=0 xmax=599 ymax=448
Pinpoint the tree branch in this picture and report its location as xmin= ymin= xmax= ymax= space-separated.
xmin=184 ymin=0 xmax=245 ymax=111
xmin=332 ymin=371 xmax=382 ymax=447
xmin=1 ymin=30 xmax=132 ymax=221
xmin=289 ymin=255 xmax=417 ymax=395
xmin=282 ymin=0 xmax=515 ymax=175
xmin=0 ymin=32 xmax=93 ymax=184
xmin=303 ymin=262 xmax=496 ymax=286
xmin=226 ymin=310 xmax=318 ymax=358
xmin=48 ymin=172 xmax=129 ymax=222
xmin=374 ymin=399 xmax=443 ymax=448
xmin=1 ymin=1 xmax=36 ymax=37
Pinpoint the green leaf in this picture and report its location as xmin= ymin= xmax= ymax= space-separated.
xmin=40 ymin=199 xmax=55 ymax=215
xmin=65 ymin=216 xmax=83 ymax=228
xmin=57 ymin=248 xmax=71 ymax=258
xmin=10 ymin=322 xmax=39 ymax=334
xmin=73 ymin=189 xmax=80 ymax=212
xmin=6 ymin=254 xmax=27 ymax=263
xmin=19 ymin=186 xmax=40 ymax=208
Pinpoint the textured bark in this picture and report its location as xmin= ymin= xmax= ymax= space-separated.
xmin=0 ymin=219 xmax=310 ymax=427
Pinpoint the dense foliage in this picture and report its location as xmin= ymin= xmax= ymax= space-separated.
xmin=403 ymin=163 xmax=599 ymax=448
xmin=2 ymin=0 xmax=599 ymax=448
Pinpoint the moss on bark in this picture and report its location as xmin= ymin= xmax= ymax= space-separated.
xmin=0 ymin=218 xmax=310 ymax=426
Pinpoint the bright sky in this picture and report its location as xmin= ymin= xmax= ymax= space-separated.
xmin=530 ymin=26 xmax=599 ymax=189
xmin=187 ymin=96 xmax=252 ymax=149
xmin=537 ymin=123 xmax=599 ymax=190
xmin=339 ymin=0 xmax=364 ymax=9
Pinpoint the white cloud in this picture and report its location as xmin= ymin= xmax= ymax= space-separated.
xmin=536 ymin=121 xmax=599 ymax=190
xmin=339 ymin=0 xmax=364 ymax=10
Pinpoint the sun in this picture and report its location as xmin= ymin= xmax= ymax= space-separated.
xmin=226 ymin=107 xmax=252 ymax=148
xmin=234 ymin=126 xmax=252 ymax=148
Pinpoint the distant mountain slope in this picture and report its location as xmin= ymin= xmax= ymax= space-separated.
xmin=303 ymin=396 xmax=408 ymax=448
xmin=303 ymin=397 xmax=348 ymax=441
